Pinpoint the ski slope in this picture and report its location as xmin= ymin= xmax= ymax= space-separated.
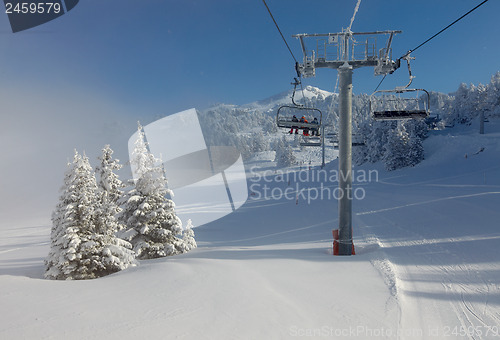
xmin=1 ymin=120 xmax=500 ymax=339
xmin=353 ymin=121 xmax=500 ymax=339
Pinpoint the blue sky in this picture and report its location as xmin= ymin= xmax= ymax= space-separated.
xmin=1 ymin=0 xmax=499 ymax=116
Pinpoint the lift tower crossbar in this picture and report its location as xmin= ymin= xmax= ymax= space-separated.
xmin=293 ymin=29 xmax=401 ymax=255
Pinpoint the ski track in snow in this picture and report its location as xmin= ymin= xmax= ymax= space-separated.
xmin=357 ymin=191 xmax=500 ymax=217
xmin=355 ymin=168 xmax=500 ymax=339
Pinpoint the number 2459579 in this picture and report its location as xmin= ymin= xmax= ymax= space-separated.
xmin=5 ymin=2 xmax=62 ymax=14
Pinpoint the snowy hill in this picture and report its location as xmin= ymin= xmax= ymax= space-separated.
xmin=1 ymin=118 xmax=500 ymax=339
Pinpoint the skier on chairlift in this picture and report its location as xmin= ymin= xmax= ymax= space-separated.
xmin=310 ymin=117 xmax=319 ymax=136
xmin=289 ymin=115 xmax=299 ymax=134
xmin=300 ymin=116 xmax=309 ymax=136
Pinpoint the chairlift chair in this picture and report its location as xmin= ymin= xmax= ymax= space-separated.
xmin=276 ymin=78 xmax=323 ymax=134
xmin=276 ymin=105 xmax=322 ymax=130
xmin=328 ymin=133 xmax=365 ymax=149
xmin=370 ymin=53 xmax=430 ymax=121
xmin=300 ymin=135 xmax=322 ymax=147
xmin=370 ymin=88 xmax=430 ymax=120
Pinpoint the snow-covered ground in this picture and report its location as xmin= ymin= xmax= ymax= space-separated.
xmin=1 ymin=120 xmax=500 ymax=339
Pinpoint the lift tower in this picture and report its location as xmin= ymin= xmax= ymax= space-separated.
xmin=293 ymin=29 xmax=401 ymax=255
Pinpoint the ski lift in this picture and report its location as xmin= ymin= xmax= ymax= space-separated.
xmin=370 ymin=88 xmax=430 ymax=120
xmin=328 ymin=133 xmax=365 ymax=149
xmin=300 ymin=135 xmax=322 ymax=147
xmin=277 ymin=106 xmax=322 ymax=129
xmin=276 ymin=78 xmax=322 ymax=132
xmin=369 ymin=54 xmax=430 ymax=120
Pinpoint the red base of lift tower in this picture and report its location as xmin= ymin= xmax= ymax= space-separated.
xmin=332 ymin=229 xmax=355 ymax=256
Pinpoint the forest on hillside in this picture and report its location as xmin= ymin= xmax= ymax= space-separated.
xmin=197 ymin=71 xmax=500 ymax=171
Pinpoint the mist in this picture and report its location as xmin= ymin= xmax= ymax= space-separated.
xmin=0 ymin=83 xmax=140 ymax=227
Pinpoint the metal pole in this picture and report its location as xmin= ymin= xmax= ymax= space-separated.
xmin=480 ymin=110 xmax=484 ymax=135
xmin=321 ymin=125 xmax=325 ymax=168
xmin=337 ymin=63 xmax=353 ymax=256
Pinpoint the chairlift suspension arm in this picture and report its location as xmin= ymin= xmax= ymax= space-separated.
xmin=290 ymin=78 xmax=302 ymax=107
xmin=397 ymin=54 xmax=416 ymax=91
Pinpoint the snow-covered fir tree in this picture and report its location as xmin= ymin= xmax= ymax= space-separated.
xmin=119 ymin=123 xmax=196 ymax=259
xmin=262 ymin=115 xmax=278 ymax=134
xmin=93 ymin=144 xmax=138 ymax=271
xmin=129 ymin=122 xmax=156 ymax=179
xmin=405 ymin=120 xmax=426 ymax=166
xmin=363 ymin=121 xmax=392 ymax=164
xmin=180 ymin=219 xmax=197 ymax=253
xmin=96 ymin=144 xmax=124 ymax=206
xmin=441 ymin=72 xmax=500 ymax=126
xmin=45 ymin=150 xmax=136 ymax=280
xmin=251 ymin=132 xmax=269 ymax=153
xmin=274 ymin=136 xmax=296 ymax=168
xmin=383 ymin=123 xmax=418 ymax=171
xmin=446 ymin=83 xmax=478 ymax=126
xmin=95 ymin=144 xmax=125 ymax=231
xmin=486 ymin=72 xmax=500 ymax=116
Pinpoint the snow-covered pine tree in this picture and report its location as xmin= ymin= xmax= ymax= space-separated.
xmin=469 ymin=83 xmax=488 ymax=119
xmin=94 ymin=144 xmax=138 ymax=270
xmin=352 ymin=119 xmax=371 ymax=165
xmin=274 ymin=136 xmax=296 ymax=168
xmin=96 ymin=144 xmax=124 ymax=207
xmin=404 ymin=120 xmax=426 ymax=167
xmin=129 ymin=122 xmax=156 ymax=179
xmin=92 ymin=201 xmax=138 ymax=278
xmin=263 ymin=115 xmax=278 ymax=134
xmin=45 ymin=150 xmax=136 ymax=280
xmin=383 ymin=123 xmax=412 ymax=171
xmin=179 ymin=219 xmax=197 ymax=253
xmin=119 ymin=123 xmax=194 ymax=259
xmin=447 ymin=83 xmax=473 ymax=126
xmin=251 ymin=132 xmax=269 ymax=153
xmin=486 ymin=72 xmax=500 ymax=116
xmin=95 ymin=144 xmax=125 ymax=231
xmin=365 ymin=121 xmax=392 ymax=164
